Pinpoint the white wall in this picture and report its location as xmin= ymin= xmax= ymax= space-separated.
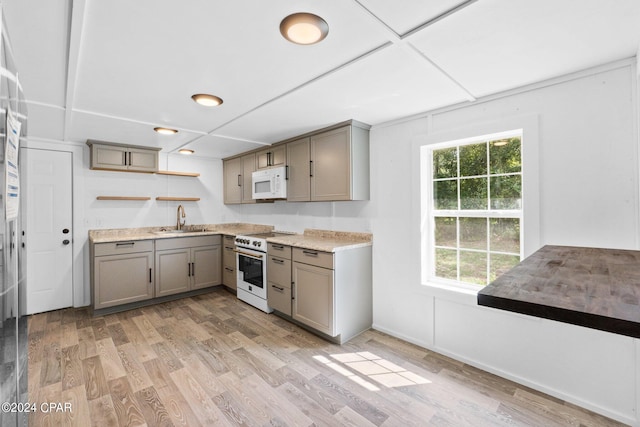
xmin=370 ymin=61 xmax=640 ymax=425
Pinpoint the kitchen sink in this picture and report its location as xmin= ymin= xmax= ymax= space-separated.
xmin=152 ymin=228 xmax=207 ymax=235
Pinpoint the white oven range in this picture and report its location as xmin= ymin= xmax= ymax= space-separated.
xmin=234 ymin=232 xmax=293 ymax=313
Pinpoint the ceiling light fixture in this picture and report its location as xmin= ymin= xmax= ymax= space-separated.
xmin=280 ymin=12 xmax=329 ymax=45
xmin=154 ymin=127 xmax=178 ymax=135
xmin=191 ymin=94 xmax=223 ymax=107
xmin=178 ymin=149 xmax=194 ymax=155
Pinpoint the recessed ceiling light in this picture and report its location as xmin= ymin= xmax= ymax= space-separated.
xmin=280 ymin=13 xmax=329 ymax=45
xmin=178 ymin=149 xmax=194 ymax=155
xmin=154 ymin=127 xmax=178 ymax=135
xmin=192 ymin=94 xmax=223 ymax=107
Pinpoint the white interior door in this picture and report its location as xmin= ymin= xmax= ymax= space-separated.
xmin=22 ymin=148 xmax=73 ymax=314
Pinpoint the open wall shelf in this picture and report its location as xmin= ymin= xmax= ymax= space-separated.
xmin=96 ymin=196 xmax=151 ymax=201
xmin=155 ymin=197 xmax=200 ymax=201
xmin=156 ymin=170 xmax=200 ymax=177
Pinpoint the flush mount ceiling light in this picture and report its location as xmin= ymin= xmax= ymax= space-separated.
xmin=178 ymin=149 xmax=194 ymax=155
xmin=191 ymin=94 xmax=223 ymax=107
xmin=280 ymin=12 xmax=329 ymax=45
xmin=154 ymin=127 xmax=178 ymax=135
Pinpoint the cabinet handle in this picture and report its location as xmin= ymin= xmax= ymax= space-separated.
xmin=191 ymin=263 xmax=195 ymax=277
xmin=188 ymin=263 xmax=191 ymax=277
xmin=272 ymin=258 xmax=284 ymax=264
xmin=302 ymin=250 xmax=318 ymax=257
xmin=271 ymin=284 xmax=284 ymax=292
xmin=309 ymin=160 xmax=313 ymax=177
xmin=225 ymin=246 xmax=234 ymax=251
xmin=116 ymin=242 xmax=135 ymax=247
xmin=272 ymin=244 xmax=284 ymax=250
xmin=267 ymin=151 xmax=272 ymax=166
xmin=285 ymin=165 xmax=289 ymax=180
xmin=237 ymin=174 xmax=242 ymax=187
xmin=291 ymin=282 xmax=295 ymax=300
xmin=123 ymin=151 xmax=127 ymax=166
xmin=149 ymin=268 xmax=152 ymax=283
xmin=224 ymin=267 xmax=234 ymax=272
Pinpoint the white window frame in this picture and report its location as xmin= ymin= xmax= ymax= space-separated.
xmin=427 ymin=130 xmax=523 ymax=289
xmin=417 ymin=115 xmax=541 ymax=293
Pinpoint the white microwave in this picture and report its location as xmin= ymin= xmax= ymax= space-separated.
xmin=252 ymin=166 xmax=287 ymax=199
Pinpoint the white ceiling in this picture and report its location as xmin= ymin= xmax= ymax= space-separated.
xmin=3 ymin=0 xmax=640 ymax=158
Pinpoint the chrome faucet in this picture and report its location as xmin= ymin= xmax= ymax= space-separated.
xmin=176 ymin=204 xmax=186 ymax=230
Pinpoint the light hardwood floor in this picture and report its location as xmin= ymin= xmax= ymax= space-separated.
xmin=27 ymin=288 xmax=627 ymax=426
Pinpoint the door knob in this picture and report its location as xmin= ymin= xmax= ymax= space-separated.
xmin=62 ymin=239 xmax=70 ymax=245
xmin=62 ymin=228 xmax=69 ymax=234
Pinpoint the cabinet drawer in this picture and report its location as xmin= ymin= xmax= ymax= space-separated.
xmin=222 ymin=245 xmax=236 ymax=268
xmin=155 ymin=235 xmax=221 ymax=250
xmin=268 ymin=282 xmax=291 ymax=315
xmin=94 ymin=240 xmax=154 ymax=256
xmin=267 ymin=256 xmax=291 ymax=288
xmin=222 ymin=266 xmax=236 ymax=289
xmin=292 ymin=247 xmax=333 ymax=269
xmin=268 ymin=243 xmax=291 ymax=259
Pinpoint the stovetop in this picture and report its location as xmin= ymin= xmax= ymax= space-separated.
xmin=235 ymin=231 xmax=296 ymax=250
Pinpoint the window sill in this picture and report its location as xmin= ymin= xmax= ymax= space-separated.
xmin=420 ymin=281 xmax=480 ymax=305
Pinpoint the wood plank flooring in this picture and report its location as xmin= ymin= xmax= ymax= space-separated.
xmin=27 ymin=288 xmax=627 ymax=426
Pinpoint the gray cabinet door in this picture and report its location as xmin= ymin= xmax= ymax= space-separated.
xmin=192 ymin=245 xmax=222 ymax=289
xmin=257 ymin=145 xmax=287 ymax=170
xmin=242 ymin=153 xmax=256 ymax=203
xmin=94 ymin=252 xmax=154 ymax=309
xmin=92 ymin=144 xmax=128 ymax=170
xmin=222 ymin=236 xmax=237 ymax=290
xmin=292 ymin=261 xmax=334 ymax=336
xmin=155 ymin=248 xmax=191 ymax=297
xmin=128 ymin=147 xmax=158 ymax=171
xmin=286 ymin=137 xmax=311 ymax=202
xmin=223 ymin=157 xmax=243 ymax=204
xmin=311 ymin=126 xmax=351 ymax=201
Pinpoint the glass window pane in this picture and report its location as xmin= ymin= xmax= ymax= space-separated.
xmin=490 ymin=218 xmax=520 ymax=253
xmin=490 ymin=253 xmax=520 ymax=282
xmin=490 ymin=175 xmax=521 ymax=209
xmin=435 ymin=248 xmax=457 ymax=280
xmin=460 ymin=250 xmax=487 ymax=285
xmin=435 ymin=217 xmax=456 ymax=248
xmin=459 ymin=217 xmax=487 ymax=250
xmin=460 ymin=177 xmax=487 ymax=209
xmin=459 ymin=143 xmax=487 ymax=177
xmin=434 ymin=180 xmax=458 ymax=209
xmin=490 ymin=137 xmax=521 ymax=174
xmin=433 ymin=147 xmax=457 ymax=179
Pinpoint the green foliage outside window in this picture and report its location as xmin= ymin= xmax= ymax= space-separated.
xmin=431 ymin=135 xmax=522 ymax=286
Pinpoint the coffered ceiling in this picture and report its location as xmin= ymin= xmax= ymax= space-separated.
xmin=3 ymin=0 xmax=640 ymax=158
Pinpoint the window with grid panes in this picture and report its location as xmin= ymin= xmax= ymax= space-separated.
xmin=429 ymin=132 xmax=523 ymax=287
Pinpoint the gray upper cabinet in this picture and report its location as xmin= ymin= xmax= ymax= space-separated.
xmin=287 ymin=124 xmax=370 ymax=202
xmin=87 ymin=140 xmax=159 ymax=172
xmin=286 ymin=138 xmax=312 ymax=202
xmin=223 ymin=120 xmax=370 ymax=204
xmin=256 ymin=145 xmax=286 ymax=170
xmin=223 ymin=154 xmax=256 ymax=204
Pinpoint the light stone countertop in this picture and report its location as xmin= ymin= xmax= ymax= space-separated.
xmin=89 ymin=223 xmax=273 ymax=243
xmin=266 ymin=229 xmax=372 ymax=252
xmin=89 ymin=224 xmax=372 ymax=252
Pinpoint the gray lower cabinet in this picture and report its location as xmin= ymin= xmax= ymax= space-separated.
xmin=92 ymin=240 xmax=155 ymax=310
xmin=222 ymin=235 xmax=237 ymax=291
xmin=155 ymin=236 xmax=221 ymax=297
xmin=290 ymin=245 xmax=372 ymax=343
xmin=267 ymin=243 xmax=292 ymax=315
xmin=292 ymin=258 xmax=334 ymax=335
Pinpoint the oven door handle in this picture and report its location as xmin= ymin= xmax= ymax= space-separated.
xmin=234 ymin=249 xmax=264 ymax=260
